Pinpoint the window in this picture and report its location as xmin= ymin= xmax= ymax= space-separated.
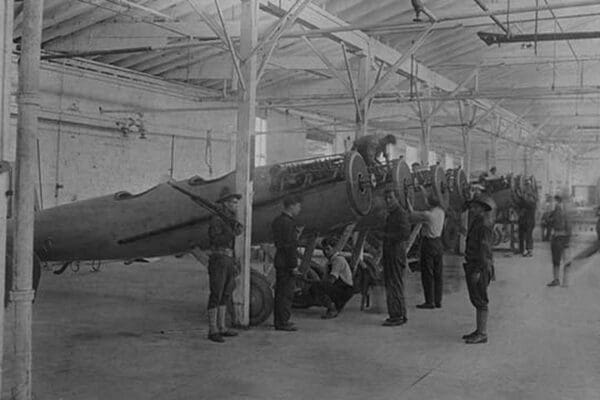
xmin=405 ymin=146 xmax=419 ymax=167
xmin=444 ymin=153 xmax=454 ymax=169
xmin=428 ymin=151 xmax=438 ymax=165
xmin=255 ymin=117 xmax=267 ymax=167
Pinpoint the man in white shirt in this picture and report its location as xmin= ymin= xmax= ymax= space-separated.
xmin=408 ymin=188 xmax=446 ymax=309
xmin=308 ymin=238 xmax=355 ymax=319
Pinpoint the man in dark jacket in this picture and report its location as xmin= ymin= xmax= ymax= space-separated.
xmin=462 ymin=194 xmax=495 ymax=344
xmin=518 ymin=201 xmax=536 ymax=257
xmin=271 ymin=195 xmax=303 ymax=331
xmin=547 ymin=193 xmax=572 ymax=287
xmin=381 ymin=189 xmax=411 ymax=326
xmin=207 ymin=186 xmax=243 ymax=343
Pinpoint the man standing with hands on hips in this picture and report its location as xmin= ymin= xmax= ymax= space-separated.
xmin=271 ymin=195 xmax=303 ymax=331
xmin=462 ymin=194 xmax=495 ymax=344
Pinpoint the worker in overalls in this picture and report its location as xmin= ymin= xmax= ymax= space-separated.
xmin=463 ymin=194 xmax=495 ymax=344
xmin=206 ymin=186 xmax=243 ymax=343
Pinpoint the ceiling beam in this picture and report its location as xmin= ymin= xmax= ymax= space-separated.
xmin=259 ymin=0 xmax=535 ymax=135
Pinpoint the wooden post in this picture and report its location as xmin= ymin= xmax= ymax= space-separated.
xmin=12 ymin=0 xmax=44 ymax=399
xmin=0 ymin=1 xmax=14 ymax=394
xmin=458 ymin=101 xmax=473 ymax=255
xmin=523 ymin=146 xmax=528 ymax=176
xmin=417 ymin=84 xmax=432 ymax=166
xmin=544 ymin=150 xmax=551 ymax=196
xmin=490 ymin=116 xmax=499 ymax=168
xmin=234 ymin=0 xmax=258 ymax=327
xmin=355 ymin=43 xmax=372 ymax=139
xmin=0 ymin=162 xmax=8 ymax=396
xmin=1 ymin=0 xmax=13 ymax=161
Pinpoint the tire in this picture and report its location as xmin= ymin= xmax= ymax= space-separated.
xmin=249 ymin=270 xmax=273 ymax=326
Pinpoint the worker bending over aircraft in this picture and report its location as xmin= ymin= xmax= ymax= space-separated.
xmin=351 ymin=133 xmax=397 ymax=166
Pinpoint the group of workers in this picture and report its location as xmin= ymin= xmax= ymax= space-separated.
xmin=203 ymin=133 xmax=495 ymax=344
xmin=202 ymin=133 xmax=598 ymax=346
xmin=204 ymin=189 xmax=493 ymax=345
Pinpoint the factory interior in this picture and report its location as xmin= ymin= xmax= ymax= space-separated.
xmin=1 ymin=0 xmax=600 ymax=399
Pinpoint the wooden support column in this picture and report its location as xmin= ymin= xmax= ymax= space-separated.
xmin=1 ymin=0 xmax=13 ymax=160
xmin=13 ymin=0 xmax=43 ymax=399
xmin=234 ymin=0 xmax=258 ymax=327
xmin=458 ymin=101 xmax=475 ymax=178
xmin=458 ymin=101 xmax=474 ymax=254
xmin=544 ymin=150 xmax=551 ymax=195
xmin=509 ymin=142 xmax=517 ymax=173
xmin=0 ymin=0 xmax=14 ymax=395
xmin=355 ymin=43 xmax=372 ymax=139
xmin=416 ymin=84 xmax=432 ymax=166
xmin=490 ymin=116 xmax=499 ymax=168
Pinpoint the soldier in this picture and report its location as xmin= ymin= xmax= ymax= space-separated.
xmin=272 ymin=195 xmax=303 ymax=331
xmin=546 ymin=193 xmax=572 ymax=287
xmin=462 ymin=194 xmax=495 ymax=344
xmin=351 ymin=133 xmax=397 ymax=166
xmin=307 ymin=237 xmax=354 ymax=319
xmin=207 ymin=187 xmax=243 ymax=343
xmin=380 ymin=189 xmax=411 ymax=326
xmin=517 ymin=201 xmax=536 ymax=257
xmin=408 ymin=189 xmax=446 ymax=309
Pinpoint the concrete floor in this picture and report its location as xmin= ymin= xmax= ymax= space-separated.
xmin=2 ymin=236 xmax=600 ymax=400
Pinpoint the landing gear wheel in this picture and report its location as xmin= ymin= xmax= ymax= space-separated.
xmin=249 ymin=270 xmax=273 ymax=326
xmin=446 ymin=168 xmax=469 ymax=211
xmin=392 ymin=160 xmax=414 ymax=209
xmin=344 ymin=151 xmax=373 ymax=216
xmin=431 ymin=165 xmax=450 ymax=210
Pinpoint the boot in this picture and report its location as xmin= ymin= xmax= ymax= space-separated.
xmin=218 ymin=305 xmax=238 ymax=337
xmin=207 ymin=308 xmax=224 ymax=343
xmin=466 ymin=309 xmax=488 ymax=344
xmin=321 ymin=301 xmax=339 ymax=319
xmin=462 ymin=311 xmax=479 ymax=340
xmin=562 ymin=264 xmax=570 ymax=287
xmin=547 ymin=265 xmax=560 ymax=287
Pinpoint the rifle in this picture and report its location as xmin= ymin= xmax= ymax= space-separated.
xmin=167 ymin=181 xmax=243 ymax=233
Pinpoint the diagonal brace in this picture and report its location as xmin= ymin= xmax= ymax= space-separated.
xmin=363 ymin=23 xmax=436 ymax=101
xmin=214 ymin=0 xmax=246 ymax=92
xmin=302 ymin=36 xmax=352 ymax=93
xmin=341 ymin=43 xmax=362 ymax=123
xmin=256 ymin=0 xmax=313 ymax=82
xmin=426 ymin=66 xmax=481 ymax=124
